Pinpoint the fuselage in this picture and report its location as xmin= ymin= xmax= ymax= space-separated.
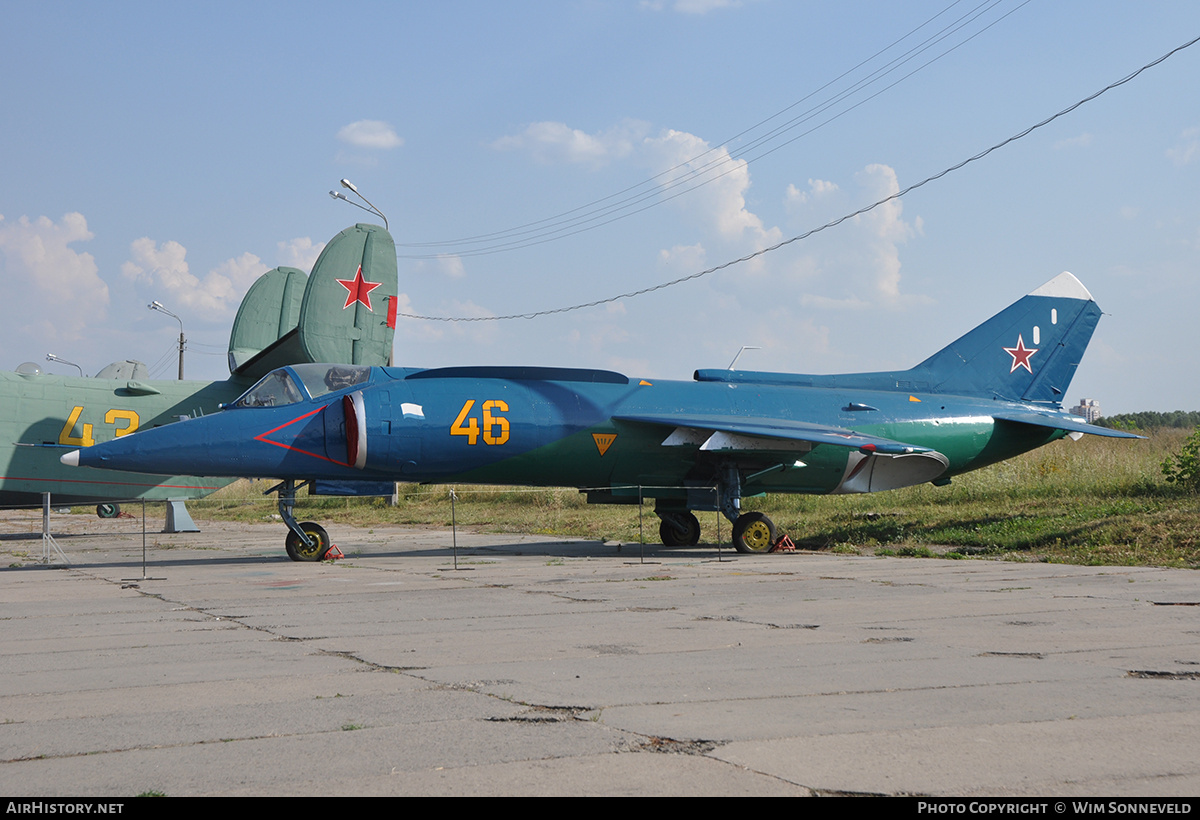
xmin=69 ymin=362 xmax=1065 ymax=503
xmin=0 ymin=370 xmax=246 ymax=506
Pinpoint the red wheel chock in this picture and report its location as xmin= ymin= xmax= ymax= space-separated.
xmin=323 ymin=545 xmax=344 ymax=561
xmin=770 ymin=534 xmax=796 ymax=553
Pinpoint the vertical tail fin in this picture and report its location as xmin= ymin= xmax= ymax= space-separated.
xmin=912 ymin=272 xmax=1102 ymax=404
xmin=229 ymin=223 xmax=398 ymax=379
xmin=297 ymin=223 xmax=397 ymax=366
xmin=227 ymin=266 xmax=308 ymax=374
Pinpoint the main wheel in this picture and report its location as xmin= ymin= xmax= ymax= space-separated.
xmin=96 ymin=503 xmax=120 ymax=519
xmin=659 ymin=511 xmax=701 ymax=547
xmin=285 ymin=522 xmax=331 ymax=562
xmin=732 ymin=512 xmax=776 ymax=554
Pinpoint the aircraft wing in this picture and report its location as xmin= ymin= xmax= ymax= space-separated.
xmin=613 ymin=413 xmax=936 ymax=454
xmin=992 ymin=411 xmax=1146 ymax=440
xmin=614 ymin=412 xmax=949 ymax=493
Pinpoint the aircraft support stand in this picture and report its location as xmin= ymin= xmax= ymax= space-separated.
xmin=40 ymin=493 xmax=69 ymax=565
xmin=448 ymin=489 xmax=471 ymax=572
xmin=164 ymin=499 xmax=199 ymax=533
xmin=123 ymin=498 xmax=166 ymax=582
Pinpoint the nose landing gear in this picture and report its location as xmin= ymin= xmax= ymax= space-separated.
xmin=270 ymin=479 xmax=333 ymax=562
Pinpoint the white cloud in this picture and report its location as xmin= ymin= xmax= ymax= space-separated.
xmin=336 ymin=120 xmax=404 ymax=149
xmin=0 ymin=212 xmax=109 ymax=341
xmin=643 ymin=129 xmax=781 ymax=250
xmin=494 ymin=119 xmax=779 ymax=254
xmin=782 ymin=163 xmax=924 ymax=308
xmin=277 ymin=237 xmax=325 ymax=271
xmin=1054 ymin=133 xmax=1093 ymax=150
xmin=1167 ymin=126 xmax=1200 ymax=166
xmin=491 ymin=119 xmax=925 ymax=316
xmin=785 ymin=178 xmax=839 ymax=206
xmin=122 ymin=239 xmax=268 ymax=317
xmin=212 ymin=252 xmax=271 ymax=295
xmin=641 ymin=0 xmax=742 ymax=12
xmin=658 ymin=243 xmax=706 ymax=270
xmin=493 ymin=120 xmax=649 ymax=168
xmin=390 ymin=292 xmax=448 ymax=346
xmin=437 ymin=254 xmax=466 ymax=279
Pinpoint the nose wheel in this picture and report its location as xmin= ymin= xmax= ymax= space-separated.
xmin=285 ymin=521 xmax=331 ymax=562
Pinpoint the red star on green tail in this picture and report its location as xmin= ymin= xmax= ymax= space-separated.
xmin=336 ymin=265 xmax=381 ymax=311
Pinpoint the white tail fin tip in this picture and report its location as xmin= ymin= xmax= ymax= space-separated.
xmin=1029 ymin=271 xmax=1093 ymax=302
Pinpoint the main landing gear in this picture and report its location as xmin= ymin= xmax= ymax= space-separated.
xmin=271 ymin=479 xmax=332 ymax=562
xmin=716 ymin=464 xmax=786 ymax=553
xmin=730 ymin=511 xmax=777 ymax=553
xmin=654 ymin=465 xmax=786 ymax=553
xmin=658 ymin=510 xmax=701 ymax=547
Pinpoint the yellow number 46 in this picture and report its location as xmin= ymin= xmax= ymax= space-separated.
xmin=451 ymin=399 xmax=509 ymax=446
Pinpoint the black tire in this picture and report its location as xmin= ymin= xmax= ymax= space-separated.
xmin=659 ymin=511 xmax=701 ymax=547
xmin=732 ymin=512 xmax=776 ymax=554
xmin=96 ymin=503 xmax=120 ymax=519
xmin=285 ymin=522 xmax=331 ymax=562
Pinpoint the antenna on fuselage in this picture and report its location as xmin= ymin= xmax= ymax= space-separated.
xmin=328 ymin=178 xmax=389 ymax=230
xmin=727 ymin=346 xmax=761 ymax=370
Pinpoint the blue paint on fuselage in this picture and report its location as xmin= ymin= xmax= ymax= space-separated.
xmin=71 ymin=362 xmax=1055 ymax=490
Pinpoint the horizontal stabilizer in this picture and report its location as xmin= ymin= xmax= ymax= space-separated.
xmin=993 ymin=411 xmax=1146 ymax=439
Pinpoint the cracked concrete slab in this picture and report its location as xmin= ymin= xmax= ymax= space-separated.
xmin=2 ymin=513 xmax=1198 ymax=796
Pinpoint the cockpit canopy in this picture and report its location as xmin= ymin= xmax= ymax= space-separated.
xmin=230 ymin=363 xmax=371 ymax=408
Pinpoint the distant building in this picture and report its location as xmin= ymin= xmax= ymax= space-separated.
xmin=1071 ymin=397 xmax=1101 ymax=422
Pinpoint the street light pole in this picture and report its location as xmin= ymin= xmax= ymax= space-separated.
xmin=328 ymin=178 xmax=389 ymax=229
xmin=45 ymin=353 xmax=84 ymax=377
xmin=148 ymin=301 xmax=186 ymax=380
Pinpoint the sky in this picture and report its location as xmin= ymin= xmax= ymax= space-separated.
xmin=2 ymin=0 xmax=1198 ymax=415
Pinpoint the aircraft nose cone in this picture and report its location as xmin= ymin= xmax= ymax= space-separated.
xmin=60 ymin=450 xmax=80 ymax=467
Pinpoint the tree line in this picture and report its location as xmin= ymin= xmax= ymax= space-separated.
xmin=1094 ymin=411 xmax=1200 ymax=431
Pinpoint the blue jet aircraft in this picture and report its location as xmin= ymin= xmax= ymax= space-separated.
xmin=65 ymin=268 xmax=1140 ymax=560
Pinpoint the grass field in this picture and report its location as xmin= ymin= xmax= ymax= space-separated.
xmin=187 ymin=427 xmax=1200 ymax=568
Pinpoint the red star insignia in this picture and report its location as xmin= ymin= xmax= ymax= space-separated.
xmin=336 ymin=265 xmax=382 ymax=311
xmin=1003 ymin=335 xmax=1038 ymax=373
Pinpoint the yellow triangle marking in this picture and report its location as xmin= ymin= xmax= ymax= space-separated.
xmin=639 ymin=380 xmax=652 ymax=386
xmin=909 ymin=395 xmax=921 ymax=402
xmin=592 ymin=433 xmax=616 ymax=456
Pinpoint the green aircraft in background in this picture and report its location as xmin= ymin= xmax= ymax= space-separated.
xmin=0 ymin=223 xmax=397 ymax=519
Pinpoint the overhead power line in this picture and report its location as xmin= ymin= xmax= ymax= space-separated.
xmin=399 ymin=32 xmax=1200 ymax=323
xmin=398 ymin=0 xmax=1027 ymax=259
